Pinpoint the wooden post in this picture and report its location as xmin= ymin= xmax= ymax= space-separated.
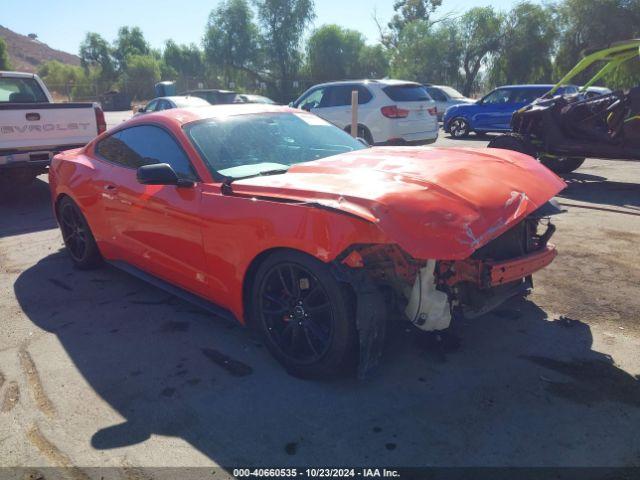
xmin=351 ymin=90 xmax=358 ymax=138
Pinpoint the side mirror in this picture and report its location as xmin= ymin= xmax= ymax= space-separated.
xmin=137 ymin=106 xmax=145 ymax=113
xmin=137 ymin=163 xmax=194 ymax=188
xmin=288 ymin=102 xmax=294 ymax=107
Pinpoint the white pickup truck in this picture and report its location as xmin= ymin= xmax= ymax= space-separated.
xmin=0 ymin=71 xmax=106 ymax=187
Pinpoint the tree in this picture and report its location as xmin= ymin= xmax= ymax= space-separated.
xmin=113 ymin=26 xmax=150 ymax=72
xmin=164 ymin=40 xmax=204 ymax=89
xmin=458 ymin=7 xmax=503 ymax=96
xmin=121 ymin=54 xmax=161 ymax=99
xmin=255 ymin=0 xmax=315 ymax=101
xmin=390 ymin=20 xmax=462 ymax=86
xmin=383 ymin=0 xmax=443 ymax=47
xmin=488 ymin=2 xmax=557 ymax=86
xmin=554 ymin=0 xmax=640 ymax=85
xmin=79 ymin=32 xmax=116 ymax=87
xmin=305 ymin=25 xmax=368 ymax=82
xmin=0 ymin=38 xmax=11 ymax=70
xmin=38 ymin=61 xmax=91 ymax=100
xmin=203 ymin=0 xmax=260 ymax=87
xmin=357 ymin=44 xmax=389 ymax=79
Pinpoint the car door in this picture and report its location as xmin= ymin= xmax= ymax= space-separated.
xmin=294 ymin=86 xmax=328 ymax=116
xmin=472 ymin=88 xmax=514 ymax=131
xmin=95 ymin=124 xmax=209 ymax=296
xmin=504 ymin=87 xmax=550 ymax=129
xmin=311 ymin=85 xmax=354 ymax=128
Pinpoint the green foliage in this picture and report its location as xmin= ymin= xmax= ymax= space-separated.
xmin=390 ymin=20 xmax=462 ymax=86
xmin=120 ymin=54 xmax=161 ymax=99
xmin=255 ymin=0 xmax=315 ymax=100
xmin=37 ymin=61 xmax=97 ymax=100
xmin=164 ymin=40 xmax=204 ymax=89
xmin=488 ymin=2 xmax=557 ymax=86
xmin=554 ymin=0 xmax=640 ymax=85
xmin=0 ymin=38 xmax=11 ymax=70
xmin=79 ymin=32 xmax=116 ymax=87
xmin=385 ymin=0 xmax=443 ymax=47
xmin=458 ymin=7 xmax=504 ymax=96
xmin=113 ymin=26 xmax=150 ymax=72
xmin=203 ymin=0 xmax=260 ymax=86
xmin=305 ymin=25 xmax=388 ymax=82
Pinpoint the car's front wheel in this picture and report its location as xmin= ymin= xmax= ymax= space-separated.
xmin=57 ymin=196 xmax=103 ymax=269
xmin=250 ymin=250 xmax=356 ymax=379
xmin=449 ymin=117 xmax=470 ymax=138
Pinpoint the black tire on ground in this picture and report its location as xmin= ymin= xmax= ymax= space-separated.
xmin=249 ymin=250 xmax=357 ymax=379
xmin=539 ymin=156 xmax=586 ymax=174
xmin=487 ymin=133 xmax=536 ymax=157
xmin=345 ymin=125 xmax=374 ymax=145
xmin=57 ymin=196 xmax=103 ymax=270
xmin=449 ymin=117 xmax=470 ymax=138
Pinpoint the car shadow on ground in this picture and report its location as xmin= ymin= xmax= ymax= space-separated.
xmin=559 ymin=172 xmax=640 ymax=211
xmin=13 ymin=254 xmax=640 ymax=467
xmin=0 ymin=177 xmax=57 ymax=237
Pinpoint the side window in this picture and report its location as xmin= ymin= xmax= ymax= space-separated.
xmin=482 ymin=88 xmax=512 ymax=105
xmin=297 ymin=88 xmax=325 ymax=110
xmin=512 ymin=88 xmax=548 ymax=104
xmin=326 ymin=86 xmax=354 ymax=107
xmin=426 ymin=87 xmax=447 ymax=102
xmin=96 ymin=125 xmax=197 ymax=179
xmin=145 ymin=100 xmax=159 ymax=112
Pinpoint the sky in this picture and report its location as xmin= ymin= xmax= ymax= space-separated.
xmin=2 ymin=0 xmax=519 ymax=56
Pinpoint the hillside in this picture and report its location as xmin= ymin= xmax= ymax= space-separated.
xmin=0 ymin=25 xmax=80 ymax=73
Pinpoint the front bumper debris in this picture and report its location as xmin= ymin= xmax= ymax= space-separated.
xmin=437 ymin=245 xmax=557 ymax=289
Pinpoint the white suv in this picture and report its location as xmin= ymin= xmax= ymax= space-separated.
xmin=291 ymin=79 xmax=438 ymax=145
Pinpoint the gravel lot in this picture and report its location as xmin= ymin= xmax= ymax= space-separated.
xmin=1 ymin=113 xmax=639 ymax=473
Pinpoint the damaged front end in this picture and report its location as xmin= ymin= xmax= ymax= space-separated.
xmin=339 ymin=201 xmax=561 ymax=377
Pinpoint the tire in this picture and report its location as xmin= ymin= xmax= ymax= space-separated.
xmin=487 ymin=133 xmax=536 ymax=157
xmin=57 ymin=197 xmax=103 ymax=270
xmin=539 ymin=156 xmax=585 ymax=174
xmin=249 ymin=250 xmax=356 ymax=379
xmin=449 ymin=117 xmax=470 ymax=138
xmin=345 ymin=125 xmax=374 ymax=146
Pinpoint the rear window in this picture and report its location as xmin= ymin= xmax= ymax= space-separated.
xmin=0 ymin=77 xmax=48 ymax=103
xmin=383 ymin=84 xmax=431 ymax=102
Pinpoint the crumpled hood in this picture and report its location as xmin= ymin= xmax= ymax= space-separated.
xmin=232 ymin=146 xmax=566 ymax=260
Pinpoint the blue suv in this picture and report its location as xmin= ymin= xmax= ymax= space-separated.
xmin=443 ymin=84 xmax=579 ymax=138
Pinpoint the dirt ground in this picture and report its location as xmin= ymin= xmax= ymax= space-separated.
xmin=1 ymin=123 xmax=640 ymax=475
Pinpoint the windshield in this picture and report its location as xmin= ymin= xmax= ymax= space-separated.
xmin=0 ymin=77 xmax=48 ymax=103
xmin=185 ymin=112 xmax=367 ymax=179
xmin=439 ymin=86 xmax=465 ymax=99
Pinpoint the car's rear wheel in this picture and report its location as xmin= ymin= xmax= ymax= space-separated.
xmin=250 ymin=250 xmax=356 ymax=379
xmin=539 ymin=156 xmax=585 ymax=174
xmin=57 ymin=197 xmax=103 ymax=269
xmin=449 ymin=118 xmax=470 ymax=138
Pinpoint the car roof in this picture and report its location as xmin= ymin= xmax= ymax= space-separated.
xmin=184 ymin=89 xmax=237 ymax=94
xmin=496 ymin=84 xmax=580 ymax=90
xmin=0 ymin=71 xmax=37 ymax=79
xmin=310 ymin=79 xmax=422 ymax=88
xmin=126 ymin=104 xmax=297 ymax=128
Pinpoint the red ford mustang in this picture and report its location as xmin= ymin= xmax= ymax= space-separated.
xmin=50 ymin=104 xmax=565 ymax=378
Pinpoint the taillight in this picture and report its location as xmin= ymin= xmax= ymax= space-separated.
xmin=94 ymin=105 xmax=107 ymax=134
xmin=428 ymin=107 xmax=437 ymax=116
xmin=381 ymin=105 xmax=410 ymax=118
